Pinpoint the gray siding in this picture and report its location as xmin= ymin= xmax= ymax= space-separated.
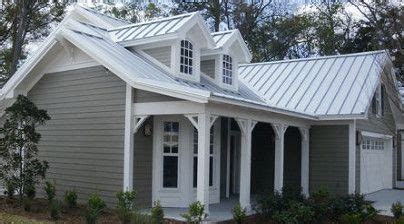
xmin=143 ymin=46 xmax=171 ymax=67
xmin=356 ymin=89 xmax=397 ymax=189
xmin=310 ymin=125 xmax=349 ymax=195
xmin=134 ymin=89 xmax=180 ymax=103
xmin=28 ymin=66 xmax=126 ymax=206
xmin=201 ymin=59 xmax=215 ymax=79
xmin=133 ymin=117 xmax=153 ymax=208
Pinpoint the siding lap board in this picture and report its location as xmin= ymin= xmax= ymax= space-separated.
xmin=28 ymin=66 xmax=125 ymax=206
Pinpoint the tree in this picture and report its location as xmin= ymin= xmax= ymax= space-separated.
xmin=348 ymin=0 xmax=403 ymax=80
xmin=0 ymin=95 xmax=50 ymax=205
xmin=0 ymin=1 xmax=65 ymax=81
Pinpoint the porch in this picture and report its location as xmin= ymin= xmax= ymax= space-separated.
xmin=123 ymin=86 xmax=311 ymax=216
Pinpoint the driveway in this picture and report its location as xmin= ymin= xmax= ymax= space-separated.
xmin=365 ymin=189 xmax=404 ymax=216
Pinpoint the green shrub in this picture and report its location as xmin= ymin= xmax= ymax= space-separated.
xmin=397 ymin=216 xmax=404 ymax=224
xmin=85 ymin=193 xmax=106 ymax=224
xmin=339 ymin=213 xmax=362 ymax=224
xmin=64 ymin=189 xmax=78 ymax=208
xmin=116 ymin=190 xmax=137 ymax=224
xmin=281 ymin=186 xmax=305 ymax=202
xmin=181 ymin=201 xmax=207 ymax=224
xmin=24 ymin=184 xmax=36 ymax=199
xmin=233 ymin=202 xmax=247 ymax=224
xmin=131 ymin=212 xmax=152 ymax=224
xmin=49 ymin=200 xmax=62 ymax=220
xmin=23 ymin=198 xmax=32 ymax=212
xmin=308 ymin=187 xmax=331 ymax=222
xmin=392 ymin=202 xmax=403 ymax=220
xmin=44 ymin=181 xmax=56 ymax=202
xmin=273 ymin=201 xmax=314 ymax=224
xmin=151 ymin=201 xmax=164 ymax=224
xmin=5 ymin=180 xmax=15 ymax=199
xmin=256 ymin=191 xmax=286 ymax=217
xmin=328 ymin=193 xmax=377 ymax=222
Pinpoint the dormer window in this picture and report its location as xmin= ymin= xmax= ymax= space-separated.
xmin=371 ymin=84 xmax=384 ymax=117
xmin=222 ymin=54 xmax=233 ymax=85
xmin=180 ymin=40 xmax=193 ymax=75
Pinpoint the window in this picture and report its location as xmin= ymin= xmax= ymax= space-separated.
xmin=193 ymin=127 xmax=214 ymax=188
xmin=222 ymin=55 xmax=233 ymax=85
xmin=381 ymin=84 xmax=385 ymax=116
xmin=163 ymin=122 xmax=179 ymax=188
xmin=362 ymin=137 xmax=384 ymax=151
xmin=371 ymin=85 xmax=382 ymax=117
xmin=180 ymin=40 xmax=193 ymax=75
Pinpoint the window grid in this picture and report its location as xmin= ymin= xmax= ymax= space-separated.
xmin=180 ymin=40 xmax=193 ymax=75
xmin=162 ymin=121 xmax=179 ymax=188
xmin=222 ymin=55 xmax=233 ymax=85
xmin=362 ymin=137 xmax=384 ymax=151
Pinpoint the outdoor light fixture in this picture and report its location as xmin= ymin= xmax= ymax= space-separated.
xmin=144 ymin=123 xmax=152 ymax=137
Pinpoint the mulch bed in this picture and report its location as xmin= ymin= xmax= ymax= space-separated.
xmin=0 ymin=196 xmax=397 ymax=224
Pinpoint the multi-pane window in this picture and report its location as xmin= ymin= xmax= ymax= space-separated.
xmin=193 ymin=127 xmax=214 ymax=188
xmin=163 ymin=122 xmax=179 ymax=188
xmin=362 ymin=137 xmax=384 ymax=151
xmin=180 ymin=40 xmax=193 ymax=75
xmin=222 ymin=55 xmax=233 ymax=85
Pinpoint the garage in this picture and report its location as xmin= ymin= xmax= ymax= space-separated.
xmin=360 ymin=133 xmax=393 ymax=194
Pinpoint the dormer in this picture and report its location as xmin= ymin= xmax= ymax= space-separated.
xmin=109 ymin=12 xmax=215 ymax=83
xmin=201 ymin=30 xmax=252 ymax=91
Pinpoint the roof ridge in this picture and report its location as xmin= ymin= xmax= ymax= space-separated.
xmin=211 ymin=30 xmax=236 ymax=35
xmin=239 ymin=50 xmax=388 ymax=67
xmin=108 ymin=11 xmax=198 ymax=31
xmin=77 ymin=5 xmax=130 ymax=24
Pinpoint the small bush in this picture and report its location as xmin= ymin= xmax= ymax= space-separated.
xmin=309 ymin=187 xmax=331 ymax=222
xmin=233 ymin=202 xmax=247 ymax=224
xmin=256 ymin=191 xmax=287 ymax=217
xmin=64 ymin=189 xmax=78 ymax=208
xmin=49 ymin=200 xmax=62 ymax=220
xmin=24 ymin=184 xmax=36 ymax=199
xmin=85 ymin=193 xmax=106 ymax=224
xmin=23 ymin=198 xmax=32 ymax=212
xmin=44 ymin=181 xmax=56 ymax=202
xmin=339 ymin=213 xmax=362 ymax=224
xmin=151 ymin=201 xmax=164 ymax=224
xmin=397 ymin=216 xmax=404 ymax=224
xmin=132 ymin=212 xmax=152 ymax=224
xmin=392 ymin=202 xmax=403 ymax=220
xmin=5 ymin=181 xmax=15 ymax=199
xmin=328 ymin=193 xmax=377 ymax=222
xmin=116 ymin=190 xmax=137 ymax=224
xmin=181 ymin=201 xmax=207 ymax=224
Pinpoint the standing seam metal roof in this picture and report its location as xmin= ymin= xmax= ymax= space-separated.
xmin=239 ymin=51 xmax=388 ymax=116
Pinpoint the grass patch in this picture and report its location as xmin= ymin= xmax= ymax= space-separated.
xmin=0 ymin=212 xmax=50 ymax=224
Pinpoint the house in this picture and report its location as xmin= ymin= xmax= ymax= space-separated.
xmin=0 ymin=5 xmax=403 ymax=218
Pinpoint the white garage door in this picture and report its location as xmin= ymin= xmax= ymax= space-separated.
xmin=360 ymin=136 xmax=393 ymax=194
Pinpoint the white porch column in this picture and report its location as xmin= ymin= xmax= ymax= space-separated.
xmin=123 ymin=84 xmax=134 ymax=191
xmin=299 ymin=127 xmax=310 ymax=196
xmin=186 ymin=114 xmax=217 ymax=215
xmin=235 ymin=119 xmax=257 ymax=211
xmin=272 ymin=123 xmax=288 ymax=192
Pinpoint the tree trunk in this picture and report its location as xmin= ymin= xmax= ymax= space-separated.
xmin=10 ymin=0 xmax=29 ymax=76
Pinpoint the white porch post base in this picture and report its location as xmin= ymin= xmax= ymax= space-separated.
xmin=299 ymin=127 xmax=310 ymax=196
xmin=272 ymin=123 xmax=287 ymax=193
xmin=235 ymin=119 xmax=256 ymax=211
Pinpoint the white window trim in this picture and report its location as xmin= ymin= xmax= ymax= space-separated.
xmin=222 ymin=54 xmax=233 ymax=86
xmin=180 ymin=39 xmax=194 ymax=76
xmin=372 ymin=84 xmax=382 ymax=118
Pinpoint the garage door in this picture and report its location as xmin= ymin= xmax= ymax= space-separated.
xmin=360 ymin=136 xmax=393 ymax=194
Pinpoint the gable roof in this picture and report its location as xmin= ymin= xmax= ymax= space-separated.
xmin=0 ymin=6 xmax=396 ymax=121
xmin=210 ymin=30 xmax=252 ymax=62
xmin=239 ymin=51 xmax=389 ymax=118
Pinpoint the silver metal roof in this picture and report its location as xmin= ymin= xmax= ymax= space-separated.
xmin=211 ymin=30 xmax=234 ymax=48
xmin=108 ymin=12 xmax=195 ymax=43
xmin=239 ymin=51 xmax=388 ymax=117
